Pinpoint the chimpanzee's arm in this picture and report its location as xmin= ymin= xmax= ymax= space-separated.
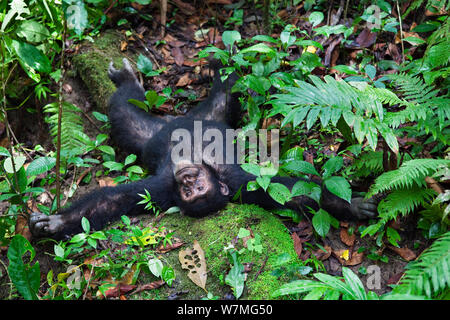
xmin=29 ymin=172 xmax=175 ymax=240
xmin=228 ymin=171 xmax=377 ymax=221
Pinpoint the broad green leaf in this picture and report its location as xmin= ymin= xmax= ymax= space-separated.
xmin=81 ymin=217 xmax=90 ymax=233
xmin=222 ymin=30 xmax=241 ymax=48
xmin=268 ymin=183 xmax=292 ymax=205
xmin=137 ymin=54 xmax=153 ymax=76
xmin=16 ymin=21 xmax=50 ymax=43
xmin=240 ymin=43 xmax=276 ymax=55
xmin=364 ymin=64 xmax=376 ymax=80
xmin=98 ymin=145 xmax=115 ymax=156
xmin=342 ymin=267 xmax=368 ymax=300
xmin=7 ymin=235 xmax=40 ymax=300
xmin=12 ymin=40 xmax=51 ymax=74
xmin=312 ymin=209 xmax=331 ymax=237
xmin=225 ymin=251 xmax=246 ymax=299
xmin=256 ymin=175 xmax=271 ymax=191
xmin=0 ymin=146 xmax=11 ymax=157
xmin=309 ymin=11 xmax=324 ymax=27
xmin=4 ymin=156 xmax=26 ymax=173
xmin=241 ymin=163 xmax=260 ymax=176
xmin=124 ymin=154 xmax=137 ymax=166
xmin=322 ymin=157 xmax=343 ymax=179
xmin=148 ymin=258 xmax=164 ymax=278
xmin=26 ymin=157 xmax=56 ymax=176
xmin=324 ymin=176 xmax=352 ymax=203
xmin=128 ymin=98 xmax=148 ymax=112
xmin=282 ymin=160 xmax=319 ymax=176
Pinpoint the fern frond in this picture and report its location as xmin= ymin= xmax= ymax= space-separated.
xmin=352 ymin=151 xmax=384 ymax=178
xmin=44 ymin=101 xmax=88 ymax=150
xmin=368 ymin=159 xmax=450 ymax=197
xmin=378 ymin=187 xmax=436 ymax=221
xmin=392 ymin=231 xmax=450 ymax=298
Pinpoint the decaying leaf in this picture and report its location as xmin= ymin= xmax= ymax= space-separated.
xmin=312 ymin=245 xmax=332 ymax=261
xmin=340 ymin=228 xmax=356 ymax=247
xmin=176 ymin=73 xmax=192 ymax=87
xmin=291 ymin=232 xmax=303 ymax=257
xmin=387 ymin=245 xmax=417 ymax=261
xmin=333 ymin=248 xmax=364 ymax=266
xmin=179 ymin=240 xmax=207 ymax=291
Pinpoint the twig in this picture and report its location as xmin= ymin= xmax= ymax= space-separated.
xmin=396 ymin=0 xmax=405 ymax=63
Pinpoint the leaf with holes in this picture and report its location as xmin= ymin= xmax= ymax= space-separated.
xmin=179 ymin=240 xmax=207 ymax=291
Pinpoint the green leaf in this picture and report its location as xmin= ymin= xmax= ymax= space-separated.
xmin=256 ymin=175 xmax=271 ymax=191
xmin=81 ymin=217 xmax=90 ymax=233
xmin=241 ymin=163 xmax=260 ymax=176
xmin=16 ymin=21 xmax=50 ymax=43
xmin=225 ymin=250 xmax=246 ymax=299
xmin=364 ymin=64 xmax=376 ymax=80
xmin=332 ymin=65 xmax=358 ymax=75
xmin=222 ymin=30 xmax=241 ymax=48
xmin=137 ymin=54 xmax=153 ymax=76
xmin=1 ymin=0 xmax=30 ymax=32
xmin=12 ymin=40 xmax=51 ymax=74
xmin=309 ymin=11 xmax=324 ymax=27
xmin=240 ymin=43 xmax=276 ymax=55
xmin=282 ymin=160 xmax=319 ymax=176
xmin=324 ymin=176 xmax=352 ymax=203
xmin=268 ymin=183 xmax=292 ymax=205
xmin=342 ymin=267 xmax=368 ymax=300
xmin=148 ymin=258 xmax=164 ymax=278
xmin=0 ymin=146 xmax=11 ymax=157
xmin=7 ymin=235 xmax=40 ymax=300
xmin=4 ymin=156 xmax=26 ymax=173
xmin=92 ymin=111 xmax=108 ymax=122
xmin=54 ymin=244 xmax=65 ymax=259
xmin=103 ymin=160 xmax=123 ymax=171
xmin=98 ymin=145 xmax=115 ymax=156
xmin=162 ymin=265 xmax=176 ymax=286
xmin=322 ymin=157 xmax=343 ymax=179
xmin=386 ymin=227 xmax=401 ymax=247
xmin=26 ymin=157 xmax=56 ymax=176
xmin=403 ymin=36 xmax=426 ymax=46
xmin=124 ymin=154 xmax=137 ymax=166
xmin=128 ymin=98 xmax=148 ymax=112
xmin=312 ymin=209 xmax=331 ymax=237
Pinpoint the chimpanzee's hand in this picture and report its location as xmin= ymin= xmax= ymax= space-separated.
xmin=349 ymin=197 xmax=378 ymax=220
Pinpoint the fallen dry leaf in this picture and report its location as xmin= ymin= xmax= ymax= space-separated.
xmin=176 ymin=73 xmax=192 ymax=87
xmin=291 ymin=233 xmax=303 ymax=258
xmin=313 ymin=245 xmax=332 ymax=261
xmin=131 ymin=280 xmax=165 ymax=295
xmin=340 ymin=228 xmax=356 ymax=247
xmin=333 ymin=249 xmax=364 ymax=266
xmin=15 ymin=214 xmax=31 ymax=241
xmin=102 ymin=284 xmax=136 ymax=299
xmin=171 ymin=46 xmax=184 ymax=66
xmin=387 ymin=245 xmax=417 ymax=261
xmin=156 ymin=240 xmax=184 ymax=253
xmin=120 ymin=40 xmax=128 ymax=52
xmin=179 ymin=240 xmax=207 ymax=291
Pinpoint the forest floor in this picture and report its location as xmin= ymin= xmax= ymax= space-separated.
xmin=1 ymin=1 xmax=434 ymax=300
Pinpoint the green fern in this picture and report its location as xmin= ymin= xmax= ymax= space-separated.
xmin=403 ymin=0 xmax=449 ymax=18
xmin=377 ymin=187 xmax=437 ymax=221
xmin=352 ymin=151 xmax=384 ymax=178
xmin=368 ymin=159 xmax=450 ymax=197
xmin=43 ymin=101 xmax=90 ymax=151
xmin=272 ymin=75 xmax=399 ymax=152
xmin=390 ymin=231 xmax=450 ymax=298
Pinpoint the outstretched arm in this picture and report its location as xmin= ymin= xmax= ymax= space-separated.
xmin=29 ymin=172 xmax=175 ymax=240
xmin=227 ymin=169 xmax=377 ymax=221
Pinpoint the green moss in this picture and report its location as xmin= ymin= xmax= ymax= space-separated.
xmin=135 ymin=203 xmax=298 ymax=299
xmin=71 ymin=30 xmax=132 ymax=112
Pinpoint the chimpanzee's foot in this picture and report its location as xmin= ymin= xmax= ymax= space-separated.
xmin=29 ymin=212 xmax=65 ymax=239
xmin=349 ymin=197 xmax=378 ymax=219
xmin=107 ymin=58 xmax=139 ymax=86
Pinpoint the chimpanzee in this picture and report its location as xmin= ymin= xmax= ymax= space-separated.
xmin=29 ymin=58 xmax=377 ymax=240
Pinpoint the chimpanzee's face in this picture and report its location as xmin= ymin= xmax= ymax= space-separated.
xmin=174 ymin=164 xmax=229 ymax=206
xmin=175 ymin=165 xmax=212 ymax=202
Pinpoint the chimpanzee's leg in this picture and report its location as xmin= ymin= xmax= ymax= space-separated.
xmin=107 ymin=59 xmax=168 ymax=157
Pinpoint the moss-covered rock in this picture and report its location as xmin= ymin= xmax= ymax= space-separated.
xmin=135 ymin=203 xmax=298 ymax=300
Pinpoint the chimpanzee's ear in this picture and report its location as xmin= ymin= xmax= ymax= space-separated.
xmin=219 ymin=181 xmax=229 ymax=196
